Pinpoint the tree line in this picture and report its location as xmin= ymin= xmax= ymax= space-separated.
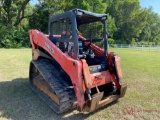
xmin=0 ymin=0 xmax=160 ymax=48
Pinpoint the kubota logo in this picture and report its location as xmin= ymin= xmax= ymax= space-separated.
xmin=45 ymin=42 xmax=54 ymax=54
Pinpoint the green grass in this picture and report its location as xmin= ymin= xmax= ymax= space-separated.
xmin=0 ymin=48 xmax=160 ymax=120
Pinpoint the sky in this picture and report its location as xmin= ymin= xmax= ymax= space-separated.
xmin=30 ymin=0 xmax=38 ymax=5
xmin=30 ymin=0 xmax=160 ymax=15
xmin=139 ymin=0 xmax=160 ymax=15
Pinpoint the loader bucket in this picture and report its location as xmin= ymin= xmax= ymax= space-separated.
xmin=83 ymin=83 xmax=127 ymax=112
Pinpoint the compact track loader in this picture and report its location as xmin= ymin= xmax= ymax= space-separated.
xmin=29 ymin=9 xmax=127 ymax=113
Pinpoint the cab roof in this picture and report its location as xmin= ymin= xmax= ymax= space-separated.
xmin=49 ymin=8 xmax=108 ymax=25
xmin=72 ymin=8 xmax=108 ymax=24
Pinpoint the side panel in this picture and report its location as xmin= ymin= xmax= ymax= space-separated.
xmin=29 ymin=30 xmax=85 ymax=110
xmin=107 ymin=52 xmax=121 ymax=89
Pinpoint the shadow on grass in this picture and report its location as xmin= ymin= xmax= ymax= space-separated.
xmin=0 ymin=78 xmax=118 ymax=120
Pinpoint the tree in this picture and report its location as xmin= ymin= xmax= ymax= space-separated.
xmin=0 ymin=0 xmax=4 ymax=20
xmin=1 ymin=0 xmax=32 ymax=26
xmin=106 ymin=0 xmax=147 ymax=43
xmin=106 ymin=15 xmax=117 ymax=38
xmin=0 ymin=0 xmax=32 ymax=48
xmin=29 ymin=0 xmax=107 ymax=33
xmin=29 ymin=5 xmax=49 ymax=33
xmin=139 ymin=7 xmax=160 ymax=44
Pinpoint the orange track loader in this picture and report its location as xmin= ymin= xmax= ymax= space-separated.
xmin=29 ymin=9 xmax=127 ymax=113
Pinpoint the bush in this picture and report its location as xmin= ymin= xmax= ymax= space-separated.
xmin=108 ymin=38 xmax=115 ymax=44
xmin=0 ymin=23 xmax=30 ymax=48
xmin=131 ymin=38 xmax=136 ymax=45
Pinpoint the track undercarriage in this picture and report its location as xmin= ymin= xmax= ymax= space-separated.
xmin=29 ymin=59 xmax=76 ymax=113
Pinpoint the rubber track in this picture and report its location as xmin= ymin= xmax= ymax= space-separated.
xmin=30 ymin=59 xmax=76 ymax=113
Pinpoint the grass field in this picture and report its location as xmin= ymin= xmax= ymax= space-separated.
xmin=0 ymin=48 xmax=160 ymax=120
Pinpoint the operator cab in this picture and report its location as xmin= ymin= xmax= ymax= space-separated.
xmin=76 ymin=9 xmax=108 ymax=67
xmin=49 ymin=9 xmax=108 ymax=71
